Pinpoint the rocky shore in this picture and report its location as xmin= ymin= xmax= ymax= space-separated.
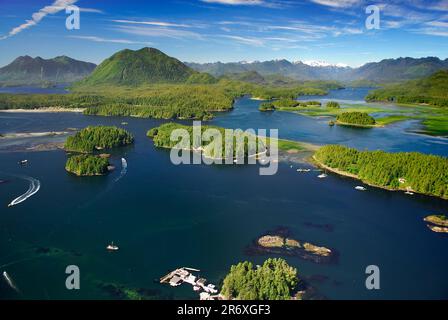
xmin=245 ymin=227 xmax=337 ymax=264
xmin=424 ymin=215 xmax=448 ymax=233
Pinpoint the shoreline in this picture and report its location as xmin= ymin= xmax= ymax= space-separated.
xmin=335 ymin=120 xmax=383 ymax=128
xmin=0 ymin=107 xmax=85 ymax=113
xmin=0 ymin=131 xmax=71 ymax=139
xmin=311 ymin=155 xmax=448 ymax=200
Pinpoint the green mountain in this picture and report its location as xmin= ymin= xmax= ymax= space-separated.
xmin=77 ymin=47 xmax=197 ymax=86
xmin=366 ymin=70 xmax=448 ymax=107
xmin=0 ymin=55 xmax=96 ymax=86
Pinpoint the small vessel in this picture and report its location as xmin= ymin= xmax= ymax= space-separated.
xmin=297 ymin=168 xmax=311 ymax=173
xmin=318 ymin=173 xmax=328 ymax=179
xmin=193 ymin=286 xmax=201 ymax=291
xmin=405 ymin=191 xmax=414 ymax=195
xmin=121 ymin=122 xmax=128 ymax=125
xmin=106 ymin=242 xmax=119 ymax=251
xmin=355 ymin=186 xmax=367 ymax=191
xmin=18 ymin=160 xmax=28 ymax=165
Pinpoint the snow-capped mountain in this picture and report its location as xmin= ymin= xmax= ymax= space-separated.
xmin=301 ymin=60 xmax=350 ymax=68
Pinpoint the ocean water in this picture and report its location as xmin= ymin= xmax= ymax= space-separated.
xmin=0 ymin=88 xmax=447 ymax=300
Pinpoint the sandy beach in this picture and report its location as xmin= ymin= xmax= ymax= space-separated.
xmin=0 ymin=107 xmax=85 ymax=113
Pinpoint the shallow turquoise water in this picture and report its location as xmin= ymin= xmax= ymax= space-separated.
xmin=0 ymin=88 xmax=447 ymax=300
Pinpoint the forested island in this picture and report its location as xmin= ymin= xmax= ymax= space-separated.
xmin=336 ymin=111 xmax=377 ymax=127
xmin=220 ymin=258 xmax=301 ymax=300
xmin=148 ymin=122 xmax=267 ymax=159
xmin=65 ymin=154 xmax=110 ymax=176
xmin=65 ymin=126 xmax=134 ymax=153
xmin=259 ymin=99 xmax=322 ymax=112
xmin=148 ymin=122 xmax=317 ymax=160
xmin=314 ymin=145 xmax=448 ymax=199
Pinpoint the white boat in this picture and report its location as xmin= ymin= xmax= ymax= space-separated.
xmin=405 ymin=191 xmax=414 ymax=195
xmin=18 ymin=160 xmax=28 ymax=165
xmin=317 ymin=173 xmax=328 ymax=179
xmin=106 ymin=242 xmax=119 ymax=251
xmin=297 ymin=169 xmax=311 ymax=173
xmin=355 ymin=186 xmax=367 ymax=191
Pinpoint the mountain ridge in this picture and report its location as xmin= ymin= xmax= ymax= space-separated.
xmin=0 ymin=55 xmax=96 ymax=86
xmin=187 ymin=56 xmax=448 ymax=83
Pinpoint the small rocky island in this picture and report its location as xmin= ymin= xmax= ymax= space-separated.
xmin=424 ymin=215 xmax=448 ymax=233
xmin=245 ymin=227 xmax=337 ymax=264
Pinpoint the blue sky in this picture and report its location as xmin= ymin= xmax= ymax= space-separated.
xmin=0 ymin=0 xmax=447 ymax=67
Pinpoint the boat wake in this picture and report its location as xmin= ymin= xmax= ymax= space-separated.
xmin=115 ymin=158 xmax=128 ymax=182
xmin=8 ymin=176 xmax=40 ymax=207
xmin=2 ymin=271 xmax=20 ymax=293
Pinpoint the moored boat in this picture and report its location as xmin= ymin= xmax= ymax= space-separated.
xmin=106 ymin=242 xmax=119 ymax=251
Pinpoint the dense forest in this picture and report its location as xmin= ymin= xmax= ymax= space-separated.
xmin=259 ymin=99 xmax=322 ymax=111
xmin=259 ymin=102 xmax=276 ymax=112
xmin=65 ymin=155 xmax=109 ymax=176
xmin=148 ymin=122 xmax=267 ymax=160
xmin=65 ymin=126 xmax=134 ymax=153
xmin=366 ymin=70 xmax=448 ymax=107
xmin=0 ymin=80 xmax=337 ymax=120
xmin=220 ymin=258 xmax=299 ymax=300
xmin=314 ymin=145 xmax=448 ymax=199
xmin=336 ymin=112 xmax=376 ymax=126
xmin=326 ymin=101 xmax=340 ymax=108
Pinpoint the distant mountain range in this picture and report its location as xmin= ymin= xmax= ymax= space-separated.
xmin=187 ymin=57 xmax=448 ymax=83
xmin=2 ymin=48 xmax=447 ymax=87
xmin=0 ymin=56 xmax=96 ymax=86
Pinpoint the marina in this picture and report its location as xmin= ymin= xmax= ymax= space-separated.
xmin=160 ymin=268 xmax=220 ymax=300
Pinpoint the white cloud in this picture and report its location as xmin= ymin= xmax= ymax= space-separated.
xmin=309 ymin=0 xmax=363 ymax=8
xmin=112 ymin=19 xmax=191 ymax=28
xmin=68 ymin=35 xmax=152 ymax=45
xmin=413 ymin=18 xmax=448 ymax=37
xmin=0 ymin=0 xmax=78 ymax=40
xmin=200 ymin=0 xmax=288 ymax=8
xmin=426 ymin=20 xmax=448 ymax=28
xmin=201 ymin=0 xmax=265 ymax=5
xmin=117 ymin=25 xmax=204 ymax=40
xmin=221 ymin=35 xmax=265 ymax=46
xmin=79 ymin=8 xmax=104 ymax=14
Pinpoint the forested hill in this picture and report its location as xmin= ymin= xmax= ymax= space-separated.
xmin=366 ymin=70 xmax=448 ymax=107
xmin=75 ymin=47 xmax=201 ymax=86
xmin=352 ymin=57 xmax=448 ymax=83
xmin=0 ymin=55 xmax=96 ymax=86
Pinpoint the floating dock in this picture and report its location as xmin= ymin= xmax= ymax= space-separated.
xmin=160 ymin=267 xmax=219 ymax=298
